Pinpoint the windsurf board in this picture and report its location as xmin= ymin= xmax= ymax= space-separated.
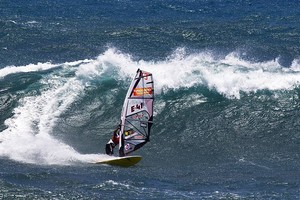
xmin=94 ymin=156 xmax=142 ymax=167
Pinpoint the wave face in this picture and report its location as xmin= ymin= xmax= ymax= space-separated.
xmin=0 ymin=48 xmax=299 ymax=166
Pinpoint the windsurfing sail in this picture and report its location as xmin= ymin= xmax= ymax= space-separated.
xmin=118 ymin=69 xmax=154 ymax=157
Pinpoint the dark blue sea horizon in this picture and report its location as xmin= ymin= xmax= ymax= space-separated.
xmin=1 ymin=0 xmax=300 ymax=67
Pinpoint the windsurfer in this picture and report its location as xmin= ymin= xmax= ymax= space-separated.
xmin=105 ymin=126 xmax=120 ymax=155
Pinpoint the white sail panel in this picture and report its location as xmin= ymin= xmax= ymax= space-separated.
xmin=119 ymin=69 xmax=154 ymax=156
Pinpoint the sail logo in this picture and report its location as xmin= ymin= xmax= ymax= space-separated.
xmin=133 ymin=87 xmax=152 ymax=96
xmin=131 ymin=103 xmax=143 ymax=112
xmin=132 ymin=113 xmax=144 ymax=119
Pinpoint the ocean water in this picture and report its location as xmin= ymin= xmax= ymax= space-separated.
xmin=1 ymin=0 xmax=300 ymax=199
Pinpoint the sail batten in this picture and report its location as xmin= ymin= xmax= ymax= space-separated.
xmin=119 ymin=69 xmax=154 ymax=156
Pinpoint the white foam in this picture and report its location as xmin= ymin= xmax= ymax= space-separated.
xmin=203 ymin=54 xmax=300 ymax=98
xmin=0 ymin=62 xmax=59 ymax=78
xmin=100 ymin=48 xmax=300 ymax=99
xmin=290 ymin=59 xmax=300 ymax=72
xmin=0 ymin=59 xmax=92 ymax=79
xmin=72 ymin=48 xmax=300 ymax=99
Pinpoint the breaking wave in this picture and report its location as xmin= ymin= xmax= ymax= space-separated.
xmin=0 ymin=48 xmax=300 ymax=165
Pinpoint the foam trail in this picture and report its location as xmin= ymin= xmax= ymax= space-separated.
xmin=0 ymin=60 xmax=108 ymax=165
xmin=0 ymin=51 xmax=136 ymax=165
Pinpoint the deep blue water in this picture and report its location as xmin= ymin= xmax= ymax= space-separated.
xmin=2 ymin=0 xmax=300 ymax=67
xmin=1 ymin=0 xmax=300 ymax=199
